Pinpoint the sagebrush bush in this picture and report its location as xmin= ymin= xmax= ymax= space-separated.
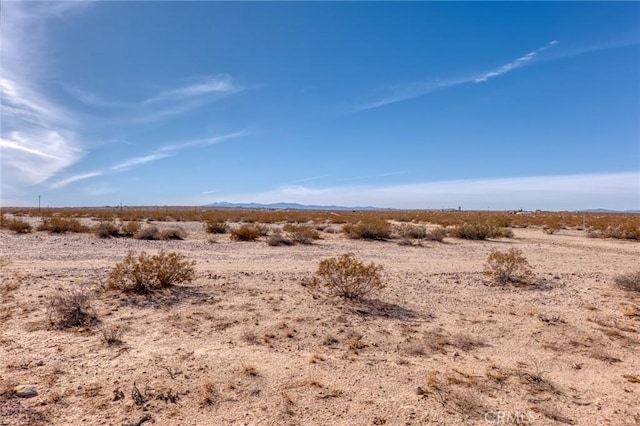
xmin=204 ymin=220 xmax=229 ymax=234
xmin=134 ymin=225 xmax=160 ymax=240
xmin=266 ymin=233 xmax=294 ymax=246
xmin=484 ymin=248 xmax=533 ymax=284
xmin=38 ymin=216 xmax=88 ymax=234
xmin=449 ymin=223 xmax=512 ymax=240
xmin=424 ymin=227 xmax=447 ymax=242
xmin=159 ymin=227 xmax=187 ymax=240
xmin=3 ymin=218 xmax=32 ymax=234
xmin=343 ymin=219 xmax=391 ymax=240
xmin=47 ymin=289 xmax=97 ymax=329
xmin=614 ymin=271 xmax=640 ymax=293
xmin=394 ymin=224 xmax=426 ymax=239
xmin=120 ymin=221 xmax=141 ymax=237
xmin=93 ymin=221 xmax=120 ymax=238
xmin=283 ymin=224 xmax=320 ymax=244
xmin=230 ymin=224 xmax=262 ymax=241
xmin=107 ymin=250 xmax=196 ymax=293
xmin=305 ymin=253 xmax=385 ymax=300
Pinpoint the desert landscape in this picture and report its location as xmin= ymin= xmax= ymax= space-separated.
xmin=1 ymin=209 xmax=639 ymax=426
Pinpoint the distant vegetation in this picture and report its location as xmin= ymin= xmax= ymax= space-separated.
xmin=1 ymin=208 xmax=639 ymax=240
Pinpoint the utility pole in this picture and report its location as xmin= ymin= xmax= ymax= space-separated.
xmin=38 ymin=195 xmax=41 ymax=213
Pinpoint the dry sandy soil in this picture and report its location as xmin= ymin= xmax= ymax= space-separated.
xmin=1 ymin=219 xmax=639 ymax=426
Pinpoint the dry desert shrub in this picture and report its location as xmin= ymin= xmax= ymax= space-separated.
xmin=484 ymin=248 xmax=533 ymax=284
xmin=230 ymin=224 xmax=262 ymax=241
xmin=614 ymin=270 xmax=640 ymax=293
xmin=134 ymin=225 xmax=160 ymax=240
xmin=120 ymin=220 xmax=141 ymax=237
xmin=449 ymin=223 xmax=513 ymax=240
xmin=204 ymin=220 xmax=229 ymax=234
xmin=2 ymin=217 xmax=33 ymax=234
xmin=99 ymin=324 xmax=125 ymax=346
xmin=47 ymin=289 xmax=97 ymax=329
xmin=394 ymin=223 xmax=427 ymax=239
xmin=158 ymin=227 xmax=187 ymax=240
xmin=343 ymin=218 xmax=391 ymax=240
xmin=107 ymin=250 xmax=196 ymax=294
xmin=37 ymin=216 xmax=88 ymax=233
xmin=305 ymin=253 xmax=384 ymax=300
xmin=424 ymin=226 xmax=447 ymax=241
xmin=283 ymin=224 xmax=320 ymax=244
xmin=92 ymin=221 xmax=120 ymax=238
xmin=266 ymin=232 xmax=294 ymax=246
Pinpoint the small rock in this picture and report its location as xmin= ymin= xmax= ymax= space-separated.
xmin=414 ymin=386 xmax=425 ymax=395
xmin=14 ymin=385 xmax=38 ymax=398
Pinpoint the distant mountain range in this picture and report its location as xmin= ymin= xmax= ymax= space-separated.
xmin=205 ymin=201 xmax=379 ymax=211
xmin=204 ymin=202 xmax=639 ymax=212
xmin=579 ymin=208 xmax=640 ymax=213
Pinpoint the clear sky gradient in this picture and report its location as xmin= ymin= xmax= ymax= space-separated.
xmin=1 ymin=2 xmax=639 ymax=210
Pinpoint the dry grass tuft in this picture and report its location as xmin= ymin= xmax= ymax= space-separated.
xmin=47 ymin=289 xmax=97 ymax=329
xmin=614 ymin=270 xmax=640 ymax=293
xmin=99 ymin=324 xmax=125 ymax=346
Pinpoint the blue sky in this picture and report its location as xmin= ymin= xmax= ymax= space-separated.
xmin=1 ymin=1 xmax=639 ymax=210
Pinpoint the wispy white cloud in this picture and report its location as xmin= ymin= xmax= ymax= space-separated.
xmin=213 ymin=172 xmax=640 ymax=211
xmin=64 ymin=85 xmax=127 ymax=108
xmin=336 ymin=170 xmax=409 ymax=183
xmin=356 ymin=40 xmax=559 ymax=111
xmin=111 ymin=153 xmax=172 ymax=171
xmin=157 ymin=130 xmax=250 ymax=153
xmin=1 ymin=2 xmax=89 ymax=190
xmin=144 ymin=75 xmax=240 ymax=104
xmin=474 ymin=40 xmax=558 ymax=83
xmin=50 ymin=172 xmax=104 ymax=189
xmin=49 ymin=130 xmax=248 ymax=188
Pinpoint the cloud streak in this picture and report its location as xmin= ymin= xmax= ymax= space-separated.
xmin=49 ymin=130 xmax=249 ymax=188
xmin=213 ymin=172 xmax=640 ymax=211
xmin=1 ymin=2 xmax=89 ymax=190
xmin=356 ymin=40 xmax=559 ymax=111
xmin=144 ymin=75 xmax=240 ymax=104
xmin=474 ymin=40 xmax=558 ymax=83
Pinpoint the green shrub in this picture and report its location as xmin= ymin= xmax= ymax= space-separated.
xmin=230 ymin=224 xmax=262 ymax=241
xmin=107 ymin=250 xmax=196 ymax=294
xmin=343 ymin=219 xmax=391 ymax=240
xmin=38 ymin=216 xmax=88 ymax=234
xmin=3 ymin=218 xmax=32 ymax=234
xmin=305 ymin=253 xmax=384 ymax=300
xmin=484 ymin=248 xmax=533 ymax=284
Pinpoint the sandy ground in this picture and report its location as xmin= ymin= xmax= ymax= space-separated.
xmin=1 ymin=220 xmax=639 ymax=426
